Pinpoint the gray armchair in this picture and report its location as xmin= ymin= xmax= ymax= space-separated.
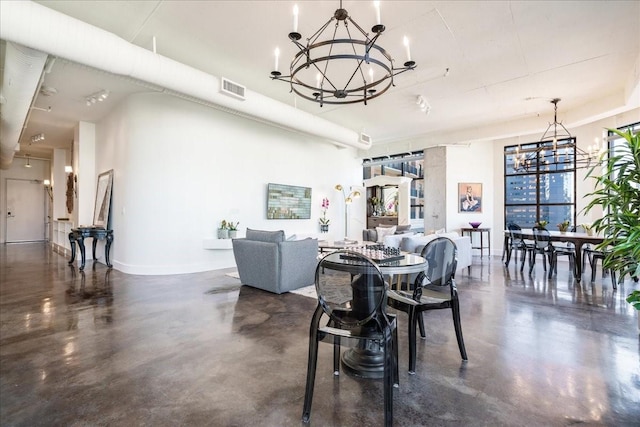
xmin=232 ymin=228 xmax=318 ymax=294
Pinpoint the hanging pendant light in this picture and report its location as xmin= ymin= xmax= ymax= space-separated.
xmin=512 ymin=98 xmax=605 ymax=172
xmin=270 ymin=1 xmax=416 ymax=106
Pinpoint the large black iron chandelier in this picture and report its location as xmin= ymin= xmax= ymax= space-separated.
xmin=270 ymin=1 xmax=416 ymax=106
xmin=513 ymin=98 xmax=605 ymax=172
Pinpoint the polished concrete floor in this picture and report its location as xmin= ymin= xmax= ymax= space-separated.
xmin=1 ymin=243 xmax=639 ymax=426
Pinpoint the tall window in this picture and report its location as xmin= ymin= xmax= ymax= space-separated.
xmin=363 ymin=151 xmax=424 ymax=220
xmin=504 ymin=139 xmax=576 ymax=228
xmin=609 ymin=122 xmax=639 ymax=164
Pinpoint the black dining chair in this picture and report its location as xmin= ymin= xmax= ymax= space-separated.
xmin=302 ymin=250 xmax=398 ymax=427
xmin=589 ymin=248 xmax=618 ymax=289
xmin=505 ymin=222 xmax=532 ymax=271
xmin=387 ymin=237 xmax=467 ymax=375
xmin=529 ymin=226 xmax=555 ymax=277
xmin=569 ymin=225 xmax=593 ymax=272
xmin=548 ymin=225 xmax=577 ymax=278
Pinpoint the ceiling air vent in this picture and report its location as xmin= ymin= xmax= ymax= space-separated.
xmin=220 ymin=77 xmax=246 ymax=101
xmin=360 ymin=133 xmax=372 ymax=145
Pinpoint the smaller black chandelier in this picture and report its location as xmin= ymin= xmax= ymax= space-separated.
xmin=270 ymin=1 xmax=416 ymax=106
xmin=513 ymin=98 xmax=604 ymax=172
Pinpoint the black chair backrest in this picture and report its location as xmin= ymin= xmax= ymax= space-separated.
xmin=315 ymin=250 xmax=387 ymax=328
xmin=507 ymin=222 xmax=525 ymax=243
xmin=416 ymin=237 xmax=457 ymax=291
xmin=532 ymin=226 xmax=552 ymax=250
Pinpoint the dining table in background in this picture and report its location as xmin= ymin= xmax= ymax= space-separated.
xmin=504 ymin=228 xmax=605 ymax=282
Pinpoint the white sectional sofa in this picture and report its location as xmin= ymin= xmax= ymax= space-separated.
xmin=382 ymin=231 xmax=472 ymax=274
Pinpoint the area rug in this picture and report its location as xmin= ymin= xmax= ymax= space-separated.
xmin=225 ymin=271 xmax=240 ymax=279
xmin=290 ymin=284 xmax=317 ymax=299
xmin=224 ymin=271 xmax=316 ymax=298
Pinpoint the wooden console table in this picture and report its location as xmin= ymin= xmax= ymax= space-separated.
xmin=461 ymin=227 xmax=491 ymax=258
xmin=68 ymin=227 xmax=113 ymax=270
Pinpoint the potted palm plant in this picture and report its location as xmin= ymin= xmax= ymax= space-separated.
xmin=583 ymin=128 xmax=640 ymax=330
xmin=627 ymin=291 xmax=640 ymax=331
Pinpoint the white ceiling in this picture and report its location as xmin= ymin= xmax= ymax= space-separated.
xmin=5 ymin=0 xmax=640 ymax=159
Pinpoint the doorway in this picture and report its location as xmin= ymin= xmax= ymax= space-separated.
xmin=5 ymin=179 xmax=46 ymax=242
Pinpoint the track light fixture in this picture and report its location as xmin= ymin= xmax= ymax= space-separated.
xmin=416 ymin=95 xmax=431 ymax=114
xmin=31 ymin=133 xmax=45 ymax=144
xmin=31 ymin=106 xmax=52 ymax=112
xmin=85 ymin=89 xmax=110 ymax=106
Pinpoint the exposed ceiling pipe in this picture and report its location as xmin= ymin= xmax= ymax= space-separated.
xmin=0 ymin=1 xmax=369 ymax=165
xmin=0 ymin=42 xmax=48 ymax=169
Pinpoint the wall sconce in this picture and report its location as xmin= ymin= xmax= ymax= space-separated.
xmin=43 ymin=179 xmax=53 ymax=201
xmin=85 ymin=89 xmax=110 ymax=106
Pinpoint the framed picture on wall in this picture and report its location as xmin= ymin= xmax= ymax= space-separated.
xmin=93 ymin=170 xmax=114 ymax=228
xmin=266 ymin=183 xmax=312 ymax=219
xmin=458 ymin=182 xmax=482 ymax=213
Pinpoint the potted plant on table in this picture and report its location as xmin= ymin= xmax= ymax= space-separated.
xmin=319 ymin=198 xmax=330 ymax=233
xmin=227 ymin=221 xmax=239 ymax=238
xmin=536 ymin=220 xmax=548 ymax=228
xmin=557 ymin=220 xmax=570 ymax=233
xmin=582 ymin=128 xmax=640 ymax=330
xmin=581 ymin=223 xmax=595 ymax=236
xmin=368 ymin=197 xmax=380 ymax=216
xmin=217 ymin=220 xmax=229 ymax=239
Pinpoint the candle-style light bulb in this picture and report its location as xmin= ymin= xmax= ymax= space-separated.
xmin=374 ymin=1 xmax=381 ymax=25
xmin=403 ymin=36 xmax=411 ymax=62
xmin=316 ymin=73 xmax=321 ymax=88
xmin=293 ymin=4 xmax=299 ymax=33
xmin=368 ymin=67 xmax=374 ymax=85
xmin=274 ymin=47 xmax=280 ymax=72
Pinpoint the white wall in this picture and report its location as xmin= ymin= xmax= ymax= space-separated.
xmin=94 ymin=92 xmax=363 ymax=275
xmin=446 ymin=144 xmax=494 ymax=233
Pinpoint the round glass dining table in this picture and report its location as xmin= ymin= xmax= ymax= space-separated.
xmin=319 ymin=251 xmax=426 ymax=379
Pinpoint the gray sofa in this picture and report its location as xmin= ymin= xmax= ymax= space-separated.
xmin=232 ymin=228 xmax=318 ymax=294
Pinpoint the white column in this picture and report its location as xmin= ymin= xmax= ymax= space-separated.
xmin=75 ymin=121 xmax=96 ymax=226
xmin=52 ymin=148 xmax=69 ymax=220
